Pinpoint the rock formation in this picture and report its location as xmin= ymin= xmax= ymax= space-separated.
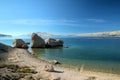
xmin=45 ymin=38 xmax=64 ymax=48
xmin=31 ymin=33 xmax=45 ymax=48
xmin=0 ymin=43 xmax=13 ymax=52
xmin=56 ymin=39 xmax=64 ymax=46
xmin=13 ymin=39 xmax=28 ymax=49
xmin=45 ymin=38 xmax=57 ymax=47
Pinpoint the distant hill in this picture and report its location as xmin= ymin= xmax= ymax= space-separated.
xmin=0 ymin=34 xmax=12 ymax=37
xmin=22 ymin=30 xmax=120 ymax=37
xmin=65 ymin=30 xmax=120 ymax=37
xmin=36 ymin=32 xmax=54 ymax=36
xmin=24 ymin=32 xmax=54 ymax=37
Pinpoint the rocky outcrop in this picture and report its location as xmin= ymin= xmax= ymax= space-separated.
xmin=45 ymin=38 xmax=56 ymax=47
xmin=31 ymin=33 xmax=45 ymax=48
xmin=0 ymin=43 xmax=13 ymax=52
xmin=13 ymin=39 xmax=28 ymax=49
xmin=45 ymin=38 xmax=64 ymax=48
xmin=56 ymin=39 xmax=64 ymax=46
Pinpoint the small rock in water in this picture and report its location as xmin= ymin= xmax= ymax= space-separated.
xmin=43 ymin=65 xmax=54 ymax=72
xmin=64 ymin=46 xmax=69 ymax=48
xmin=52 ymin=60 xmax=61 ymax=65
xmin=26 ymin=42 xmax=30 ymax=44
xmin=45 ymin=38 xmax=64 ymax=48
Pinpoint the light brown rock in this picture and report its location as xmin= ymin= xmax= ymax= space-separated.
xmin=45 ymin=38 xmax=64 ymax=48
xmin=31 ymin=33 xmax=45 ymax=48
xmin=22 ymin=43 xmax=28 ymax=48
xmin=43 ymin=65 xmax=54 ymax=72
xmin=52 ymin=60 xmax=60 ymax=65
xmin=13 ymin=39 xmax=28 ymax=48
xmin=55 ymin=39 xmax=64 ymax=46
xmin=50 ymin=75 xmax=61 ymax=80
xmin=45 ymin=38 xmax=56 ymax=47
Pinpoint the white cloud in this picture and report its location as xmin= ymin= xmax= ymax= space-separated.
xmin=0 ymin=19 xmax=82 ymax=27
xmin=86 ymin=19 xmax=106 ymax=22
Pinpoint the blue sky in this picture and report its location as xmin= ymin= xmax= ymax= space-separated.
xmin=0 ymin=0 xmax=120 ymax=35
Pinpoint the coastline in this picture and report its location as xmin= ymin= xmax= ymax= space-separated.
xmin=1 ymin=48 xmax=120 ymax=80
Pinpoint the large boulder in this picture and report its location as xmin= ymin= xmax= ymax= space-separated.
xmin=0 ymin=43 xmax=13 ymax=52
xmin=45 ymin=38 xmax=64 ymax=48
xmin=56 ymin=39 xmax=64 ymax=46
xmin=45 ymin=38 xmax=56 ymax=47
xmin=31 ymin=33 xmax=45 ymax=48
xmin=13 ymin=39 xmax=28 ymax=49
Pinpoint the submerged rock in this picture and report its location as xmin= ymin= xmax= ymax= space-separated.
xmin=45 ymin=38 xmax=64 ymax=48
xmin=13 ymin=39 xmax=28 ymax=49
xmin=63 ymin=46 xmax=69 ymax=48
xmin=31 ymin=33 xmax=45 ymax=48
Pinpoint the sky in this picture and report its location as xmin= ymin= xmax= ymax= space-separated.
xmin=0 ymin=0 xmax=120 ymax=36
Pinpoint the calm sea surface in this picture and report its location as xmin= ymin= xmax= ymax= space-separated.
xmin=1 ymin=36 xmax=120 ymax=74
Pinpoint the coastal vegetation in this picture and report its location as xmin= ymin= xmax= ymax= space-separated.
xmin=0 ymin=62 xmax=37 ymax=80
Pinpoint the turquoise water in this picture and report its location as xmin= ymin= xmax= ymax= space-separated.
xmin=1 ymin=36 xmax=120 ymax=74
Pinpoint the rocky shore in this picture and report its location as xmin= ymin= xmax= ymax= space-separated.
xmin=0 ymin=36 xmax=120 ymax=80
xmin=13 ymin=33 xmax=64 ymax=48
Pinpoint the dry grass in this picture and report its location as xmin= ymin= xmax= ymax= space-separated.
xmin=0 ymin=62 xmax=37 ymax=80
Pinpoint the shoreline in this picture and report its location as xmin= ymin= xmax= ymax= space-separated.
xmin=30 ymin=49 xmax=120 ymax=75
xmin=2 ymin=48 xmax=120 ymax=80
xmin=34 ymin=56 xmax=120 ymax=75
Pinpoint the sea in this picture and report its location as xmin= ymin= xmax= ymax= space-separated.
xmin=0 ymin=36 xmax=120 ymax=74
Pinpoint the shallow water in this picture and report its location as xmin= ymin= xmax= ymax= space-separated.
xmin=1 ymin=36 xmax=120 ymax=74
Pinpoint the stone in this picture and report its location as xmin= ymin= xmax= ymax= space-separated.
xmin=45 ymin=38 xmax=64 ymax=48
xmin=52 ymin=60 xmax=60 ymax=65
xmin=50 ymin=75 xmax=61 ymax=80
xmin=43 ymin=65 xmax=54 ymax=72
xmin=55 ymin=39 xmax=64 ymax=46
xmin=26 ymin=42 xmax=30 ymax=45
xmin=13 ymin=39 xmax=28 ymax=49
xmin=31 ymin=33 xmax=45 ymax=48
xmin=63 ymin=46 xmax=69 ymax=48
xmin=22 ymin=43 xmax=28 ymax=48
xmin=45 ymin=38 xmax=56 ymax=47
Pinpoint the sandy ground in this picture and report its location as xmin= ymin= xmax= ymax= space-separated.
xmin=7 ymin=48 xmax=120 ymax=80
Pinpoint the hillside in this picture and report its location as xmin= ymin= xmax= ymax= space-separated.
xmin=0 ymin=34 xmax=12 ymax=37
xmin=66 ymin=30 xmax=120 ymax=37
xmin=24 ymin=32 xmax=54 ymax=37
